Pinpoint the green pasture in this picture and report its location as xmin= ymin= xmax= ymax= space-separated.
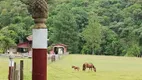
xmin=0 ymin=55 xmax=142 ymax=80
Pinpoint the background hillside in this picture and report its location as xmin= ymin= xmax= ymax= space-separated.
xmin=0 ymin=0 xmax=142 ymax=57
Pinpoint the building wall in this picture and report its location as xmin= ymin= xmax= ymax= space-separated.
xmin=9 ymin=47 xmax=17 ymax=54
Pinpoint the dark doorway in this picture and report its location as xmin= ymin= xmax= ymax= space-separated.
xmin=54 ymin=47 xmax=64 ymax=54
xmin=54 ymin=47 xmax=58 ymax=54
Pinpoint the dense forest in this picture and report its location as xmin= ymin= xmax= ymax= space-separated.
xmin=0 ymin=0 xmax=142 ymax=57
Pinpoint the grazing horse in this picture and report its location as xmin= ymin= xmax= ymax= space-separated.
xmin=72 ymin=66 xmax=80 ymax=71
xmin=82 ymin=63 xmax=96 ymax=72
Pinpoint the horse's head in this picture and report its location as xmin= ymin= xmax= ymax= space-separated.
xmin=93 ymin=66 xmax=96 ymax=72
xmin=94 ymin=68 xmax=96 ymax=72
xmin=72 ymin=66 xmax=75 ymax=68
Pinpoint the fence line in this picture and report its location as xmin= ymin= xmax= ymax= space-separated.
xmin=8 ymin=60 xmax=23 ymax=80
xmin=0 ymin=53 xmax=68 ymax=80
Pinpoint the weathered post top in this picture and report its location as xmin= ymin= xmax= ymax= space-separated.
xmin=21 ymin=0 xmax=48 ymax=28
xmin=9 ymin=53 xmax=15 ymax=60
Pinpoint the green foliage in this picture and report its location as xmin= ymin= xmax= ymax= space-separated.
xmin=0 ymin=0 xmax=33 ymax=53
xmin=126 ymin=43 xmax=140 ymax=57
xmin=0 ymin=35 xmax=16 ymax=53
xmin=81 ymin=14 xmax=102 ymax=54
xmin=49 ymin=4 xmax=79 ymax=53
xmin=1 ymin=0 xmax=142 ymax=57
xmin=101 ymin=27 xmax=121 ymax=55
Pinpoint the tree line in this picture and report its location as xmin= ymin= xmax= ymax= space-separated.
xmin=0 ymin=0 xmax=142 ymax=57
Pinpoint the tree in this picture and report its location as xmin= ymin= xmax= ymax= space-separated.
xmin=81 ymin=14 xmax=102 ymax=54
xmin=50 ymin=4 xmax=79 ymax=53
xmin=0 ymin=35 xmax=16 ymax=53
xmin=101 ymin=26 xmax=121 ymax=55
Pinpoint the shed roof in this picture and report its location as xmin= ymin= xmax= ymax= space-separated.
xmin=52 ymin=44 xmax=67 ymax=47
xmin=26 ymin=35 xmax=32 ymax=41
xmin=17 ymin=42 xmax=29 ymax=48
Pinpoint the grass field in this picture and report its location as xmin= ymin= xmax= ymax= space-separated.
xmin=0 ymin=54 xmax=142 ymax=80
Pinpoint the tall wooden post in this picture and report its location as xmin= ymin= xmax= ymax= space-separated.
xmin=20 ymin=0 xmax=48 ymax=80
xmin=30 ymin=0 xmax=48 ymax=80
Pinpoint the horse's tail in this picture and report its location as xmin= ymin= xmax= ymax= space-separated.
xmin=82 ymin=64 xmax=86 ymax=71
xmin=92 ymin=65 xmax=96 ymax=72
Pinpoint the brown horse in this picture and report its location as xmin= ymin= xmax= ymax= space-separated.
xmin=82 ymin=63 xmax=96 ymax=72
xmin=72 ymin=66 xmax=80 ymax=71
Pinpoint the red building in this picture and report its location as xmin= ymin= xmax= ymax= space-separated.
xmin=17 ymin=35 xmax=32 ymax=57
xmin=17 ymin=35 xmax=68 ymax=56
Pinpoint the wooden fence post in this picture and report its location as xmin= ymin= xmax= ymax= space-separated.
xmin=9 ymin=59 xmax=24 ymax=80
xmin=12 ymin=62 xmax=16 ymax=80
xmin=16 ymin=64 xmax=20 ymax=80
xmin=8 ymin=55 xmax=14 ymax=80
xmin=20 ymin=60 xmax=23 ymax=80
xmin=8 ymin=60 xmax=14 ymax=80
xmin=15 ymin=70 xmax=18 ymax=80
